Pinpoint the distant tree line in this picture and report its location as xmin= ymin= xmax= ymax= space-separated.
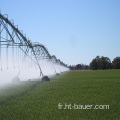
xmin=69 ymin=56 xmax=120 ymax=70
xmin=90 ymin=56 xmax=120 ymax=70
xmin=69 ymin=64 xmax=90 ymax=70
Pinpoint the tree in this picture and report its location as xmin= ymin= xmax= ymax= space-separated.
xmin=69 ymin=64 xmax=90 ymax=70
xmin=69 ymin=65 xmax=73 ymax=70
xmin=76 ymin=64 xmax=82 ymax=70
xmin=90 ymin=58 xmax=98 ymax=70
xmin=99 ymin=56 xmax=111 ymax=69
xmin=90 ymin=56 xmax=111 ymax=70
xmin=112 ymin=57 xmax=120 ymax=69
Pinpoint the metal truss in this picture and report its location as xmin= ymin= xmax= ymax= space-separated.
xmin=0 ymin=13 xmax=67 ymax=77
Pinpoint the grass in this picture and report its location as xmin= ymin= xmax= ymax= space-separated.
xmin=0 ymin=70 xmax=120 ymax=120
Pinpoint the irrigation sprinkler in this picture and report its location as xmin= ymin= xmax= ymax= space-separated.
xmin=0 ymin=12 xmax=69 ymax=83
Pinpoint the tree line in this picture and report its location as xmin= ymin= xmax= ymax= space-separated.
xmin=69 ymin=64 xmax=89 ymax=70
xmin=69 ymin=56 xmax=120 ymax=70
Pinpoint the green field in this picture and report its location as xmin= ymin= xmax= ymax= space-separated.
xmin=0 ymin=70 xmax=120 ymax=120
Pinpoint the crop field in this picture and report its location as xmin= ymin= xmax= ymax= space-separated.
xmin=0 ymin=70 xmax=120 ymax=120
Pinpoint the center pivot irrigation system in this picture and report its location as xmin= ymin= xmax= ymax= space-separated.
xmin=0 ymin=12 xmax=68 ymax=82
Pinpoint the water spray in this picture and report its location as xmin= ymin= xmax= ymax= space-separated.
xmin=0 ymin=12 xmax=69 ymax=85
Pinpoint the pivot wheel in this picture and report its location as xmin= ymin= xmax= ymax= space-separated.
xmin=42 ymin=76 xmax=50 ymax=82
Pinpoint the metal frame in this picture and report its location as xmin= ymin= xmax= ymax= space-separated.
xmin=0 ymin=13 xmax=68 ymax=77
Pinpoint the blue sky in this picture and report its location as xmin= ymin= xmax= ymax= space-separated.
xmin=1 ymin=0 xmax=120 ymax=65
